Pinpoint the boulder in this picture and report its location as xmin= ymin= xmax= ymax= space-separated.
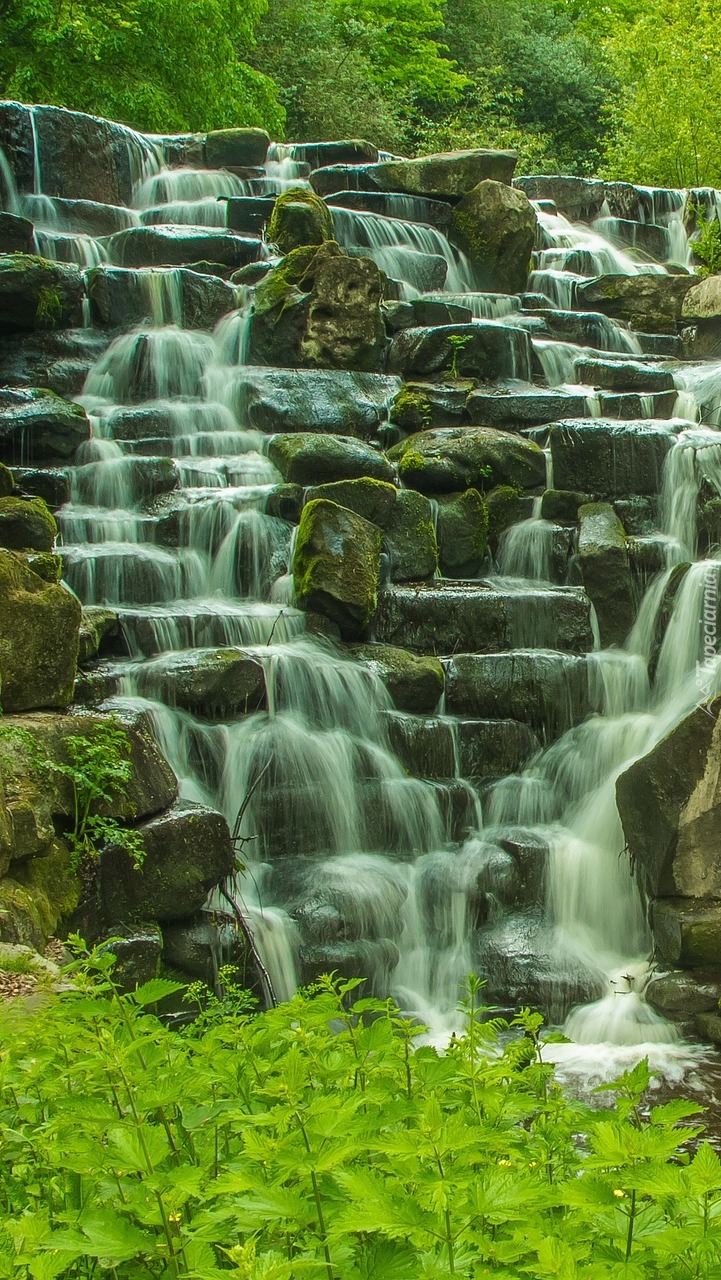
xmin=98 ymin=925 xmax=163 ymax=991
xmin=652 ymin=899 xmax=721 ymax=968
xmin=204 ymin=128 xmax=270 ymax=169
xmin=268 ymin=433 xmax=393 ymax=486
xmin=548 ymin=419 xmax=674 ymax=497
xmin=0 ymin=327 xmax=110 ymax=397
xmin=265 ymin=483 xmax=303 ymax=523
xmin=344 ymin=643 xmax=445 ymax=712
xmin=391 ymin=382 xmax=469 ymax=431
xmin=0 ymin=212 xmax=34 ymax=254
xmin=444 ymin=651 xmax=590 ymax=737
xmin=326 ymin=189 xmax=452 ymax=231
xmin=384 ymin=488 xmax=438 ymax=581
xmin=386 ymin=323 xmax=531 ymax=382
xmin=26 ymin=196 xmax=136 ymax=238
xmin=267 ymin=187 xmax=333 ymax=254
xmin=0 ymin=496 xmax=56 ymax=551
xmin=133 ymin=648 xmax=266 ymax=719
xmin=87 ymin=266 xmax=236 ymax=330
xmin=573 ymin=357 xmax=675 ymax=394
xmin=540 ymin=489 xmax=590 ymax=524
xmin=390 ymin=427 xmax=546 ymax=494
xmin=304 ymin=477 xmax=397 ymax=527
xmin=681 ymin=274 xmax=721 ymax=320
xmin=237 ymin=367 xmax=401 ymax=438
xmin=513 ymin=175 xmax=605 ymax=221
xmin=248 ymin=241 xmax=386 ymax=372
xmin=100 ymin=801 xmax=234 ymax=925
xmin=11 ymin=467 xmax=71 ymax=508
xmin=0 ymin=551 xmax=80 ymax=711
xmin=450 ymin=180 xmax=536 ymax=293
xmin=486 ymin=485 xmax=534 ymax=550
xmin=385 ymin=713 xmax=457 ymax=778
xmin=571 ymin=503 xmax=634 ymax=647
xmin=0 ymin=841 xmax=79 ymax=948
xmin=646 ymin=968 xmax=721 ymax=1020
xmin=362 ymin=150 xmax=517 ymax=199
xmin=225 ymin=197 xmax=276 ymax=235
xmin=107 ymin=226 xmax=262 ymax=270
xmin=434 ymin=488 xmax=488 ymax=577
xmin=617 ymin=699 xmax=721 ymax=901
xmin=576 ymin=274 xmax=694 ymax=334
xmin=294 ymin=140 xmax=379 ymax=167
xmin=465 ymin=388 xmax=586 ymax=428
xmin=0 ymin=254 xmax=84 ymax=333
xmin=0 ymin=388 xmax=89 ymax=465
xmin=293 ymin=499 xmax=382 ymax=638
xmin=78 ymin=607 xmax=122 ymax=663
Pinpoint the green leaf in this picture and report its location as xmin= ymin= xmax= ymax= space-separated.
xmin=132 ymin=978 xmax=186 ymax=1006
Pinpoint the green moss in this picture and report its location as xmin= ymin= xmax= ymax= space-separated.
xmin=0 ymin=496 xmax=57 ymax=552
xmin=391 ymin=387 xmax=432 ymax=432
xmin=267 ymin=187 xmax=333 ymax=255
xmin=17 ymin=841 xmax=81 ymax=927
xmin=36 ymin=285 xmax=62 ymax=329
xmin=254 ymin=242 xmax=337 ymax=318
xmin=398 ymin=449 xmax=426 ymax=478
xmin=293 ymin=498 xmax=382 ymax=635
xmin=451 ymin=208 xmax=492 ymax=262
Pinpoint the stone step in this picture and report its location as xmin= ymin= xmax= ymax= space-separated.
xmin=385 ymin=711 xmax=539 ymax=782
xmin=224 ymin=197 xmax=276 ymax=235
xmin=87 ymin=265 xmax=236 ymax=330
xmin=529 ymin=308 xmax=638 ymax=349
xmin=547 ymin=417 xmax=676 ymax=497
xmin=118 ymin=600 xmax=306 ymax=656
xmin=325 ymin=190 xmax=452 ymax=231
xmin=373 ymin=581 xmax=594 ymax=655
xmin=466 ymin=388 xmax=587 ymax=428
xmin=292 ymin=141 xmax=380 ymax=168
xmin=594 ymin=216 xmax=670 ymax=262
xmin=573 ymin=356 xmax=676 ymax=393
xmin=444 ymin=651 xmax=591 ymax=739
xmin=387 ymin=323 xmax=532 ymax=382
xmin=106 ymin=225 xmax=262 ymax=270
xmin=593 ymin=390 xmax=677 ymax=419
xmin=231 ymin=367 xmax=402 ymax=438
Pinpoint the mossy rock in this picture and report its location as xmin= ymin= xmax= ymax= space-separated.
xmin=205 ymin=127 xmax=270 ymax=169
xmin=293 ymin=498 xmax=382 ymax=638
xmin=0 ymin=878 xmax=54 ymax=949
xmin=0 ymin=253 xmax=85 ymax=334
xmin=390 ymin=428 xmax=545 ymax=495
xmin=541 ymin=489 xmax=591 ymax=525
xmin=390 ymin=386 xmax=433 ymax=432
xmin=78 ymin=606 xmax=121 ymax=664
xmin=0 ymin=387 xmax=90 ymax=465
xmin=0 ymin=495 xmax=57 ymax=551
xmin=435 ymin=488 xmax=488 ymax=577
xmin=0 ymin=463 xmax=13 ymax=498
xmin=267 ymin=187 xmax=334 ymax=254
xmin=304 ymin=477 xmax=397 ymax=527
xmin=572 ymin=502 xmax=633 ymax=647
xmin=450 ymin=180 xmax=536 ymax=293
xmin=486 ymin=485 xmax=534 ymax=551
xmin=384 ymin=489 xmax=438 ymax=582
xmin=15 ymin=839 xmax=81 ymax=930
xmin=345 ymin=643 xmax=444 ymax=712
xmin=0 ymin=550 xmax=81 ymax=712
xmin=268 ymin=432 xmax=393 ymax=486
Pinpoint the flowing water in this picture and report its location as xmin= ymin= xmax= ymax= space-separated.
xmin=8 ymin=124 xmax=721 ymax=1069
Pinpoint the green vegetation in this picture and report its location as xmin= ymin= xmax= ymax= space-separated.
xmin=0 ymin=960 xmax=718 ymax=1278
xmin=691 ymin=207 xmax=721 ymax=277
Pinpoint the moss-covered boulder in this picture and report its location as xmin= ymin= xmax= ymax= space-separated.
xmin=486 ymin=485 xmax=534 ymax=551
xmin=267 ymin=187 xmax=334 ymax=254
xmin=0 ymin=388 xmax=90 ymax=465
xmin=304 ymin=477 xmax=397 ymax=526
xmin=346 ymin=643 xmax=444 ymax=711
xmin=133 ymin=648 xmax=266 ymax=719
xmin=0 ymin=551 xmax=81 ymax=712
xmin=248 ymin=241 xmax=386 ymax=372
xmin=540 ymin=489 xmax=591 ymax=524
xmin=107 ymin=226 xmax=261 ymax=270
xmin=652 ymin=899 xmax=721 ymax=968
xmin=576 ymin=274 xmax=694 ymax=334
xmin=384 ymin=489 xmax=438 ymax=581
xmin=0 ymin=254 xmax=85 ymax=334
xmin=571 ymin=503 xmax=633 ymax=647
xmin=0 ymin=464 xmax=13 ymax=499
xmin=390 ymin=382 xmax=469 ymax=431
xmin=363 ymin=149 xmax=517 ymax=199
xmin=390 ymin=427 xmax=545 ymax=494
xmin=77 ymin=606 xmax=122 ymax=663
xmin=293 ymin=499 xmax=382 ymax=638
xmin=268 ymin=432 xmax=393 ymax=486
xmin=205 ymin=127 xmax=270 ymax=168
xmin=0 ymin=496 xmax=56 ymax=552
xmin=435 ymin=488 xmax=488 ymax=577
xmin=450 ymin=180 xmax=536 ymax=293
xmin=387 ymin=322 xmax=531 ymax=382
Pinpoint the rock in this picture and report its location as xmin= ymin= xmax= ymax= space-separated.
xmin=0 ymin=551 xmax=80 ymax=711
xmin=513 ymin=175 xmax=605 ymax=221
xmin=450 ymin=180 xmax=536 ymax=293
xmin=548 ymin=419 xmax=674 ymax=497
xmin=652 ymin=899 xmax=721 ymax=967
xmin=0 ymin=388 xmax=89 ymax=465
xmin=386 ymin=323 xmax=531 ymax=382
xmin=293 ymin=499 xmax=382 ymax=638
xmin=0 ymin=464 xmax=13 ymax=498
xmin=10 ymin=467 xmax=71 ymax=508
xmin=571 ymin=503 xmax=633 ymax=647
xmin=617 ymin=699 xmax=721 ymax=901
xmin=98 ymin=925 xmax=163 ymax=991
xmin=0 ymin=253 xmax=84 ymax=333
xmin=225 ymin=197 xmax=276 ymax=235
xmin=540 ymin=489 xmax=590 ymax=524
xmin=248 ymin=241 xmax=386 ymax=372
xmin=162 ymin=916 xmax=249 ymax=986
xmin=385 ymin=713 xmax=457 ymax=778
xmin=390 ymin=427 xmax=546 ymax=494
xmin=267 ymin=187 xmax=333 ymax=253
xmin=363 ymin=150 xmax=517 ymax=199
xmin=204 ymin=128 xmax=270 ymax=168
xmin=107 ymin=226 xmax=261 ymax=269
xmin=576 ymin=274 xmax=694 ymax=334
xmin=435 ymin=489 xmax=488 ymax=577
xmin=695 ymin=1011 xmax=721 ymax=1043
xmin=0 ymin=841 xmax=79 ymax=948
xmin=0 ymin=326 xmax=110 ymax=397
xmin=326 ymin=189 xmax=453 ymax=231
xmin=27 ymin=196 xmax=136 ymax=238
xmin=444 ymin=651 xmax=590 ymax=738
xmin=573 ymin=357 xmax=675 ymax=394
xmin=486 ymin=485 xmax=534 ymax=549
xmin=133 ymin=648 xmax=266 ymax=719
xmin=390 ymin=382 xmax=469 ymax=431
xmin=237 ymin=367 xmax=400 ymax=438
xmin=87 ymin=266 xmax=236 ymax=330
xmin=596 ymin=217 xmax=670 ymax=261
xmin=345 ymin=644 xmax=444 ymax=711
xmin=304 ymin=477 xmax=397 ymax=527
xmin=465 ymin=388 xmax=586 ymax=428
xmin=0 ymin=212 xmax=34 ymax=253
xmin=100 ymin=801 xmax=235 ymax=925
xmin=268 ymin=433 xmax=393 ymax=485
xmin=457 ymin=720 xmax=539 ymax=782
xmin=265 ymin=484 xmax=303 ymax=523
xmin=646 ymin=968 xmax=721 ymax=1019
xmin=681 ymin=274 xmax=721 ymax=320
xmin=77 ymin=607 xmax=122 ymax=663
xmin=295 ymin=140 xmax=379 ymax=167
xmin=299 ymin=938 xmax=399 ymax=992
xmin=384 ymin=489 xmax=438 ymax=581
xmin=0 ymin=496 xmax=56 ymax=551
xmin=604 ymin=182 xmax=652 ymax=222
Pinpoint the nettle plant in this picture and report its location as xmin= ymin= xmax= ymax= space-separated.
xmin=0 ymin=961 xmax=718 ymax=1279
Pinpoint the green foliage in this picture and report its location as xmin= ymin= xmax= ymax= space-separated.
xmin=40 ymin=719 xmax=146 ymax=871
xmin=0 ymin=0 xmax=284 ymax=135
xmin=0 ymin=961 xmax=714 ymax=1279
xmin=35 ymin=287 xmax=62 ymax=330
xmin=446 ymin=332 xmax=472 ymax=378
xmin=691 ymin=206 xmax=721 ymax=277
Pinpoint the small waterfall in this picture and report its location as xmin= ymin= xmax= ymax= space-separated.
xmin=331 ymin=206 xmax=475 ymax=295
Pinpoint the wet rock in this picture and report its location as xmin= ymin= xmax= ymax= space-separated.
xmin=387 ymin=322 xmax=531 ymax=382
xmin=435 ymin=488 xmax=488 ymax=577
xmin=384 ymin=488 xmax=438 ymax=581
xmin=375 ymin=581 xmax=593 ymax=655
xmin=133 ymin=648 xmax=266 ymax=719
xmin=476 ymin=911 xmax=602 ymax=1021
xmin=390 ymin=381 xmax=469 ymax=431
xmin=100 ymin=801 xmax=234 ymax=925
xmin=597 ymin=390 xmax=676 ymax=420
xmin=268 ymin=432 xmax=393 ymax=485
xmin=248 ymin=241 xmax=386 ymax=372
xmin=299 ymin=938 xmax=399 ymax=992
xmin=540 ymin=489 xmax=590 ymax=524
xmin=98 ymin=925 xmax=163 ymax=990
xmin=326 ymin=189 xmax=452 ymax=231
xmin=681 ymin=324 xmax=721 ymax=360
xmin=293 ymin=499 xmax=382 ymax=638
xmin=238 ymin=367 xmax=400 ymax=438
xmin=0 ymin=552 xmax=80 ymax=711
xmin=573 ymin=357 xmax=675 ymax=393
xmin=514 ymin=175 xmax=605 ymax=221
xmin=77 ymin=607 xmax=122 ymax=663
xmin=10 ymin=467 xmax=71 ymax=509
xmin=0 ymin=327 xmax=110 ymax=397
xmin=617 ymin=699 xmax=721 ymax=900
xmin=450 ymin=180 xmax=536 ymax=292
xmin=267 ymin=187 xmax=333 ymax=254
xmin=0 ymin=253 xmax=85 ymax=333
xmin=390 ymin=426 xmax=545 ymax=494
xmin=597 ymin=218 xmax=670 ymax=261
xmin=87 ymin=266 xmax=236 ymax=330
xmin=652 ymin=899 xmax=721 ymax=967
xmin=162 ymin=916 xmax=250 ymax=986
xmin=107 ymin=226 xmax=261 ymax=269
xmin=225 ymin=197 xmax=276 ymax=236
xmin=363 ymin=150 xmax=517 ymax=199
xmin=0 ymin=388 xmax=89 ymax=465
xmin=571 ymin=503 xmax=634 ymax=647
xmin=204 ymin=127 xmax=270 ymax=168
xmin=636 ymin=331 xmax=684 ymax=357
xmin=548 ymin=419 xmax=674 ymax=497
xmin=457 ymin=719 xmax=539 ymax=781
xmin=0 ymin=464 xmax=13 ymax=498
xmin=576 ymin=273 xmax=694 ymax=334
xmin=486 ymin=485 xmax=534 ymax=549
xmin=304 ymin=477 xmax=397 ymax=526
xmin=0 ymin=496 xmax=56 ymax=552
xmin=646 ymin=968 xmax=721 ymax=1019
xmin=604 ymin=182 xmax=653 ymax=222
xmin=29 ymin=196 xmax=136 ymax=238
xmin=295 ymin=140 xmax=379 ymax=167
xmin=444 ymin=651 xmax=590 ymax=738
xmin=345 ymin=643 xmax=444 ymax=712
xmin=0 ymin=212 xmax=34 ymax=253
xmin=385 ymin=713 xmax=457 ymax=778
xmin=265 ymin=483 xmax=303 ymax=523
xmin=465 ymin=388 xmax=586 ymax=428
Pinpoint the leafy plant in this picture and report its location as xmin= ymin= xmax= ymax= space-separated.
xmin=446 ymin=332 xmax=472 ymax=378
xmin=692 ymin=205 xmax=721 ymax=278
